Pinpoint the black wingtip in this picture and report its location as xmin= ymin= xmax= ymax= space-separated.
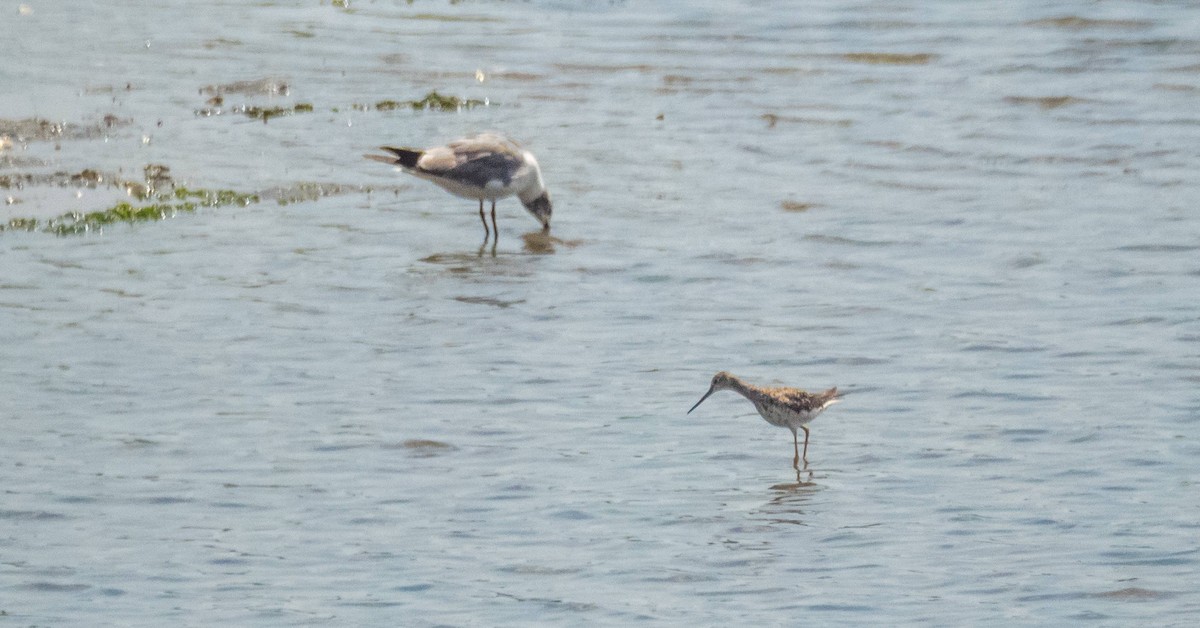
xmin=379 ymin=146 xmax=422 ymax=169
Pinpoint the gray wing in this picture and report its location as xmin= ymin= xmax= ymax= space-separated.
xmin=441 ymin=152 xmax=521 ymax=187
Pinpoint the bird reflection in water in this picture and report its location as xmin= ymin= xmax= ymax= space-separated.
xmin=772 ymin=460 xmax=815 ymax=489
xmin=760 ymin=476 xmax=822 ymax=526
xmin=470 ymin=230 xmax=573 ymax=257
xmin=520 ymin=229 xmax=559 ymax=254
xmin=421 ymin=232 xmax=576 ymax=271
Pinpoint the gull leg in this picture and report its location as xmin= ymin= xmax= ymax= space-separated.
xmin=490 ymin=200 xmax=498 ymax=241
xmin=478 ymin=199 xmax=490 ymax=240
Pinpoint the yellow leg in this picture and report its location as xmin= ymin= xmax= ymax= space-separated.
xmin=801 ymin=425 xmax=810 ymax=461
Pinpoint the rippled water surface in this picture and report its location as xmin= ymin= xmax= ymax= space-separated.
xmin=3 ymin=1 xmax=1199 ymax=624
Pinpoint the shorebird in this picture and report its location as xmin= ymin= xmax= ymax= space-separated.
xmin=688 ymin=371 xmax=842 ymax=470
xmin=365 ymin=133 xmax=552 ymax=241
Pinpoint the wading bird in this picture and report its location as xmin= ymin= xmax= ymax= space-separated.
xmin=366 ymin=133 xmax=552 ymax=241
xmin=688 ymin=371 xmax=842 ymax=470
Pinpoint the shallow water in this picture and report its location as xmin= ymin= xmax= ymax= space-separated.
xmin=3 ymin=0 xmax=1199 ymax=625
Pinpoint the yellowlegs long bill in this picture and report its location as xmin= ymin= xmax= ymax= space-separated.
xmin=365 ymin=132 xmax=552 ymax=241
xmin=688 ymin=371 xmax=842 ymax=470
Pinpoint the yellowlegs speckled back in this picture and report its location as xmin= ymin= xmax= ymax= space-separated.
xmin=688 ymin=371 xmax=842 ymax=470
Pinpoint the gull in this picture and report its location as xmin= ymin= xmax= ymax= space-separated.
xmin=366 ymin=132 xmax=552 ymax=241
xmin=688 ymin=371 xmax=843 ymax=470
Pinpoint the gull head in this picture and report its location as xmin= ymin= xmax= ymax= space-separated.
xmin=523 ymin=192 xmax=552 ymax=232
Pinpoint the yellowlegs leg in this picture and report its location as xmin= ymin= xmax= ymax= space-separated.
xmin=791 ymin=426 xmax=813 ymax=470
xmin=478 ymin=199 xmax=490 ymax=239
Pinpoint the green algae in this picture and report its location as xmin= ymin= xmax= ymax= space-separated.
xmin=200 ymin=78 xmax=289 ymax=97
xmin=365 ymin=90 xmax=487 ymax=112
xmin=2 ymin=169 xmax=259 ymax=236
xmin=268 ymin=182 xmax=357 ymax=206
xmin=2 ymin=173 xmax=408 ymax=235
xmin=237 ymin=102 xmax=316 ymax=122
xmin=200 ymin=94 xmax=484 ymax=121
xmin=194 ymin=102 xmax=315 ymax=122
xmin=0 ymin=115 xmax=132 ymax=143
xmin=18 ymin=188 xmax=258 ymax=236
xmin=195 ymin=89 xmax=485 ymax=120
xmin=4 ymin=217 xmax=38 ymax=232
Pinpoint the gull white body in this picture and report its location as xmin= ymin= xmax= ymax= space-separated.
xmin=366 ymin=132 xmax=552 ymax=239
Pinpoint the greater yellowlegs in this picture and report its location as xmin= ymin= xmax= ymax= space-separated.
xmin=688 ymin=371 xmax=842 ymax=470
xmin=365 ymin=132 xmax=552 ymax=241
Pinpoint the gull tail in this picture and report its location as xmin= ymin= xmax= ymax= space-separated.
xmin=365 ymin=146 xmax=422 ymax=169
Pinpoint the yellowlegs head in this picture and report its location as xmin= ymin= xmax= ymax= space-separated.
xmin=687 ymin=371 xmax=737 ymax=414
